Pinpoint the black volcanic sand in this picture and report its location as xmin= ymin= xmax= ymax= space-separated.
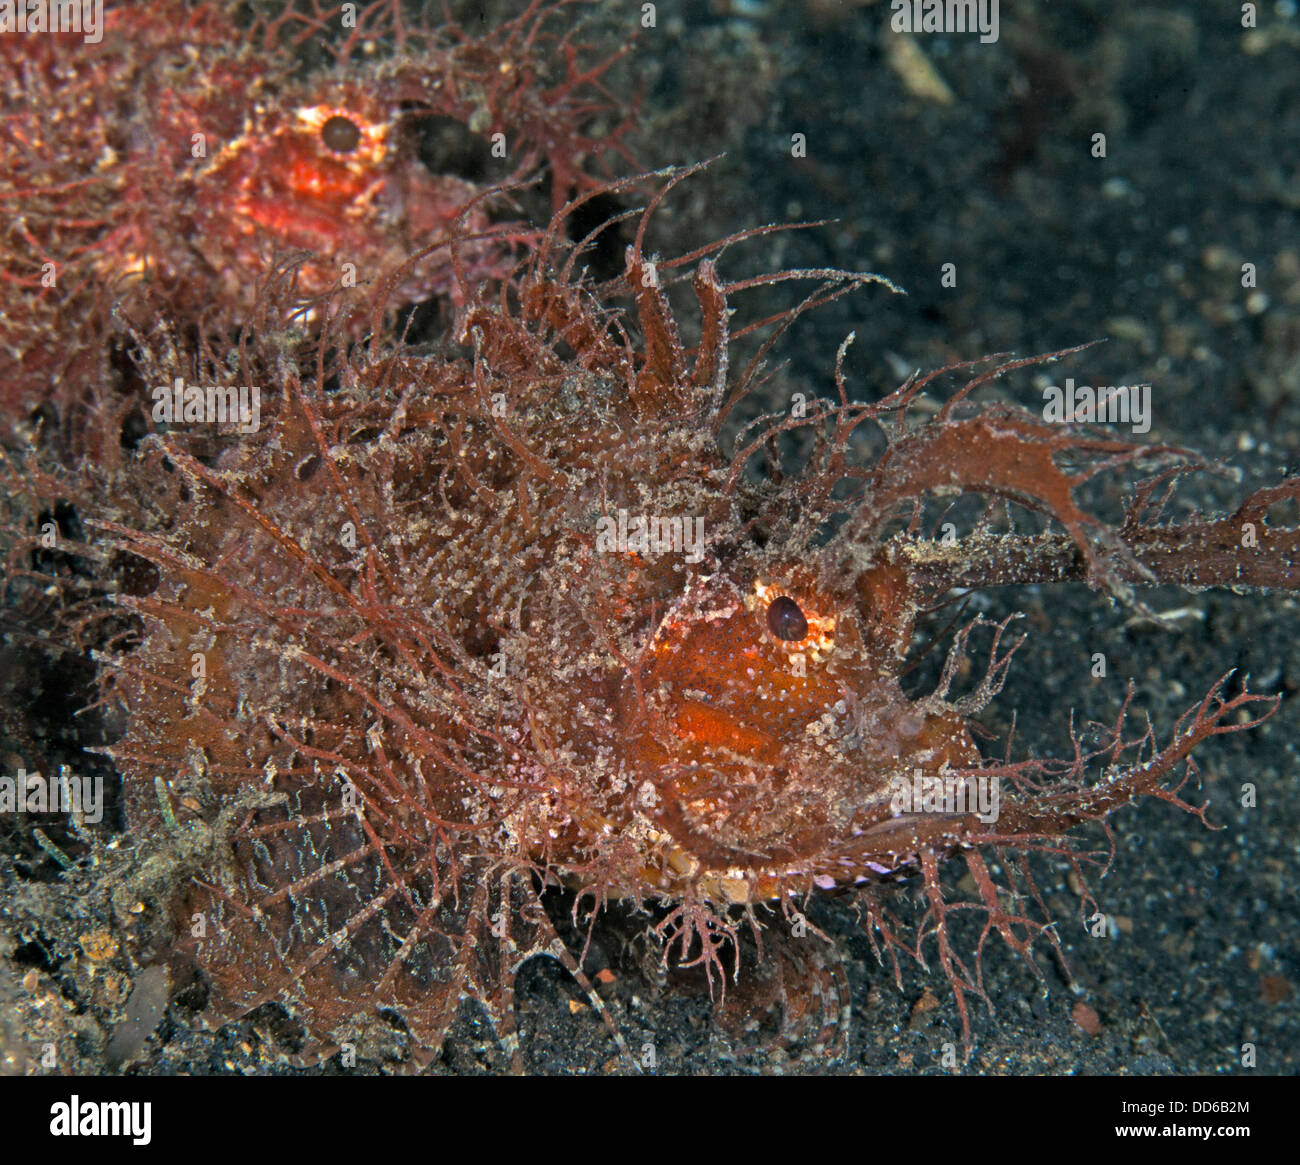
xmin=2 ymin=0 xmax=1298 ymax=1076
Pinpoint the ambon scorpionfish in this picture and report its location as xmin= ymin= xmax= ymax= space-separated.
xmin=0 ymin=0 xmax=632 ymax=425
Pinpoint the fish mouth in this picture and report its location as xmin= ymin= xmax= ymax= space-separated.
xmin=635 ymin=758 xmax=995 ymax=903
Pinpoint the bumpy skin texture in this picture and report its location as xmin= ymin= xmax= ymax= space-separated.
xmin=85 ymin=181 xmax=1291 ymax=1068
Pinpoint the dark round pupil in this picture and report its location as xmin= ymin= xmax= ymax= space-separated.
xmin=766 ymin=595 xmax=808 ymax=641
xmin=321 ymin=115 xmax=361 ymax=153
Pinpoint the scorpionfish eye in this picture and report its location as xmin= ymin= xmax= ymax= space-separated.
xmin=766 ymin=594 xmax=808 ymax=641
xmin=320 ymin=114 xmax=363 ymax=154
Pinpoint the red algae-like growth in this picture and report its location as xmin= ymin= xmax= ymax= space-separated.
xmin=3 ymin=5 xmax=1300 ymax=1077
